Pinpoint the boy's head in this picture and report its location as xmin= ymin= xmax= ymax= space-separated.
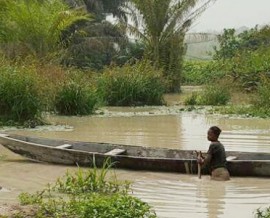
xmin=207 ymin=126 xmax=222 ymax=142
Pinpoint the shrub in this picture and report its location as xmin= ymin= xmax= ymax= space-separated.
xmin=34 ymin=62 xmax=67 ymax=111
xmin=198 ymin=85 xmax=231 ymax=105
xmin=54 ymin=74 xmax=98 ymax=115
xmin=255 ymin=206 xmax=270 ymax=218
xmin=182 ymin=60 xmax=225 ymax=85
xmin=64 ymin=193 xmax=156 ymax=218
xmin=253 ymin=78 xmax=270 ymax=109
xmin=97 ymin=61 xmax=165 ymax=106
xmin=54 ymin=160 xmax=129 ymax=195
xmin=0 ymin=65 xmax=42 ymax=123
xmin=214 ymin=47 xmax=270 ymax=91
xmin=184 ymin=92 xmax=198 ymax=105
xmin=184 ymin=85 xmax=231 ymax=106
xmin=17 ymin=160 xmax=157 ymax=218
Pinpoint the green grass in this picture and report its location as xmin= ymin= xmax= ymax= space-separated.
xmin=97 ymin=61 xmax=165 ymax=106
xmin=0 ymin=65 xmax=42 ymax=124
xmin=184 ymin=85 xmax=231 ymax=106
xmin=54 ymin=74 xmax=98 ymax=115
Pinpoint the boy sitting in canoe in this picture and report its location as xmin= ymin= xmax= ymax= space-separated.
xmin=197 ymin=126 xmax=230 ymax=181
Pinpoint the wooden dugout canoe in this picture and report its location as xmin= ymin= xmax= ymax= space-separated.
xmin=0 ymin=133 xmax=270 ymax=177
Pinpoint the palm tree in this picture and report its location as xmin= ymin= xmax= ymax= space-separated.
xmin=121 ymin=0 xmax=216 ymax=92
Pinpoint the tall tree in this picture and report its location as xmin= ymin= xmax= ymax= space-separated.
xmin=65 ymin=0 xmax=127 ymax=21
xmin=122 ymin=0 xmax=215 ymax=92
xmin=62 ymin=0 xmax=131 ymax=70
xmin=214 ymin=25 xmax=270 ymax=61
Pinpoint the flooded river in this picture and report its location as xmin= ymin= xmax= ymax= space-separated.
xmin=1 ymin=103 xmax=270 ymax=217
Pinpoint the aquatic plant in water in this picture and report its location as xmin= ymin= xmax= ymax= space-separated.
xmin=17 ymin=159 xmax=156 ymax=218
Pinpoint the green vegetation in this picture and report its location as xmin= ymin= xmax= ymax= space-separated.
xmin=254 ymin=78 xmax=270 ymax=110
xmin=255 ymin=207 xmax=270 ymax=218
xmin=0 ymin=0 xmax=270 ymax=123
xmin=0 ymin=0 xmax=89 ymax=59
xmin=62 ymin=0 xmax=133 ymax=70
xmin=184 ymin=85 xmax=231 ymax=106
xmin=0 ymin=0 xmax=216 ymax=125
xmin=182 ymin=60 xmax=224 ymax=85
xmin=54 ymin=74 xmax=98 ymax=115
xmin=122 ymin=0 xmax=215 ymax=92
xmin=214 ymin=79 xmax=270 ymax=118
xmin=15 ymin=160 xmax=156 ymax=218
xmin=196 ymin=85 xmax=231 ymax=106
xmin=213 ymin=26 xmax=270 ymax=91
xmin=0 ymin=64 xmax=42 ymax=125
xmin=182 ymin=25 xmax=270 ymax=118
xmin=97 ymin=61 xmax=165 ymax=106
xmin=0 ymin=57 xmax=166 ymax=125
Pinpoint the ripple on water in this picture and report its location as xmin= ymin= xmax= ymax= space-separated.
xmin=131 ymin=176 xmax=270 ymax=218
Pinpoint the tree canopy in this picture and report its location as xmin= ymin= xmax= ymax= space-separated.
xmin=121 ymin=0 xmax=216 ymax=92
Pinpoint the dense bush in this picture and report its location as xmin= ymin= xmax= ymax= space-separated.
xmin=0 ymin=0 xmax=88 ymax=59
xmin=214 ymin=26 xmax=270 ymax=61
xmin=254 ymin=78 xmax=270 ymax=109
xmin=198 ymin=85 xmax=231 ymax=105
xmin=97 ymin=61 xmax=165 ymax=106
xmin=0 ymin=65 xmax=42 ymax=123
xmin=182 ymin=60 xmax=225 ymax=85
xmin=219 ymin=47 xmax=270 ymax=91
xmin=184 ymin=85 xmax=231 ymax=106
xmin=212 ymin=26 xmax=270 ymax=91
xmin=54 ymin=77 xmax=98 ymax=115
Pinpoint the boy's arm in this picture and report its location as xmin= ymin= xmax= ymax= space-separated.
xmin=197 ymin=150 xmax=212 ymax=168
xmin=201 ymin=153 xmax=212 ymax=168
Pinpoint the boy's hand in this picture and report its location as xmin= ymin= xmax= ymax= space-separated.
xmin=197 ymin=157 xmax=204 ymax=165
xmin=195 ymin=150 xmax=204 ymax=165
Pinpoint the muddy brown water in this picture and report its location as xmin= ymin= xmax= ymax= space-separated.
xmin=1 ymin=102 xmax=270 ymax=217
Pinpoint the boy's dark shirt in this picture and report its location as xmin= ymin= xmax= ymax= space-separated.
xmin=207 ymin=141 xmax=227 ymax=171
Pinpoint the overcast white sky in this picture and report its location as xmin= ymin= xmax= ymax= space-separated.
xmin=190 ymin=0 xmax=270 ymax=32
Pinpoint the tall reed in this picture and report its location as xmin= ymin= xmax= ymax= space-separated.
xmin=54 ymin=73 xmax=98 ymax=115
xmin=0 ymin=65 xmax=42 ymax=123
xmin=98 ymin=61 xmax=165 ymax=106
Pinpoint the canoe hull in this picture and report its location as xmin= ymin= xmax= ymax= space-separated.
xmin=227 ymin=161 xmax=270 ymax=177
xmin=1 ymin=133 xmax=270 ymax=177
xmin=0 ymin=133 xmax=198 ymax=174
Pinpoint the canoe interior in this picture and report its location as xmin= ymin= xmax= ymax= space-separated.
xmin=5 ymin=134 xmax=270 ymax=161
